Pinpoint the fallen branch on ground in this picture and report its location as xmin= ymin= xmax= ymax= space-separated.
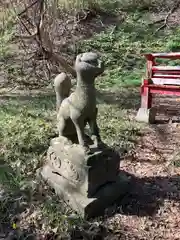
xmin=17 ymin=0 xmax=40 ymax=17
xmin=154 ymin=1 xmax=180 ymax=33
xmin=148 ymin=19 xmax=164 ymax=26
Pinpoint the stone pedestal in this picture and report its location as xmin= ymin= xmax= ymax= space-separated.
xmin=136 ymin=107 xmax=156 ymax=124
xmin=40 ymin=136 xmax=130 ymax=219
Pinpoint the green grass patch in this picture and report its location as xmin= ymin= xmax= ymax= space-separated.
xmin=77 ymin=12 xmax=180 ymax=88
xmin=0 ymin=8 xmax=16 ymax=59
xmin=56 ymin=0 xmax=172 ymax=12
xmin=1 ymin=6 xmax=180 ymax=235
xmin=0 ymin=92 xmax=141 ymax=177
xmin=0 ymin=91 xmax=142 ymax=233
xmin=0 ymin=95 xmax=55 ymax=175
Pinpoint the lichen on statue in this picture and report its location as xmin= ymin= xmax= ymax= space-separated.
xmin=54 ymin=52 xmax=104 ymax=151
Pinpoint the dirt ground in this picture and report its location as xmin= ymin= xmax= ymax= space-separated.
xmin=1 ymin=90 xmax=180 ymax=240
xmin=104 ymin=97 xmax=180 ymax=240
xmin=1 ymin=5 xmax=180 ymax=239
xmin=69 ymin=107 xmax=180 ymax=239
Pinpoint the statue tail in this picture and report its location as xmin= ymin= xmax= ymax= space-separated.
xmin=54 ymin=72 xmax=71 ymax=111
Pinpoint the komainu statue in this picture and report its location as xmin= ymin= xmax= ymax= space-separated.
xmin=54 ymin=52 xmax=104 ymax=150
xmin=40 ymin=52 xmax=130 ymax=219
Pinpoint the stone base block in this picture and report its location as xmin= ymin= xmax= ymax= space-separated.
xmin=135 ymin=107 xmax=156 ymax=124
xmin=40 ymin=136 xmax=131 ymax=219
xmin=41 ymin=165 xmax=131 ymax=219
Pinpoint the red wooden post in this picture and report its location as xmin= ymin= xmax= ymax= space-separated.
xmin=140 ymin=79 xmax=152 ymax=109
xmin=136 ymin=51 xmax=180 ymax=123
xmin=144 ymin=54 xmax=156 ymax=79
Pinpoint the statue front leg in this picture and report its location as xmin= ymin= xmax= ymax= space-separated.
xmin=58 ymin=116 xmax=66 ymax=136
xmin=71 ymin=117 xmax=91 ymax=153
xmin=88 ymin=109 xmax=102 ymax=148
xmin=89 ymin=120 xmax=101 ymax=146
xmin=72 ymin=118 xmax=87 ymax=148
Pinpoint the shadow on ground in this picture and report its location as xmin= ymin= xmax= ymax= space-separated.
xmin=1 ymin=165 xmax=180 ymax=239
xmin=0 ymin=87 xmax=141 ymax=111
xmin=97 ymin=87 xmax=141 ymax=110
xmin=113 ymin=171 xmax=180 ymax=218
xmin=0 ymin=92 xmax=55 ymax=119
xmin=3 ymin=91 xmax=177 ymax=239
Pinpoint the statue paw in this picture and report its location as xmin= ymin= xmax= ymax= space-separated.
xmin=97 ymin=140 xmax=105 ymax=149
xmin=83 ymin=145 xmax=91 ymax=154
xmin=91 ymin=135 xmax=104 ymax=149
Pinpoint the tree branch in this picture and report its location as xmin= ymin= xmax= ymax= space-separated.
xmin=17 ymin=0 xmax=40 ymax=17
xmin=15 ymin=0 xmax=77 ymax=78
xmin=155 ymin=1 xmax=180 ymax=33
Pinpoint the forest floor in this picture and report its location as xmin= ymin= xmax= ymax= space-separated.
xmin=1 ymin=3 xmax=180 ymax=240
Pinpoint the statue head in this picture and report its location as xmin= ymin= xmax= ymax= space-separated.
xmin=75 ymin=52 xmax=104 ymax=81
